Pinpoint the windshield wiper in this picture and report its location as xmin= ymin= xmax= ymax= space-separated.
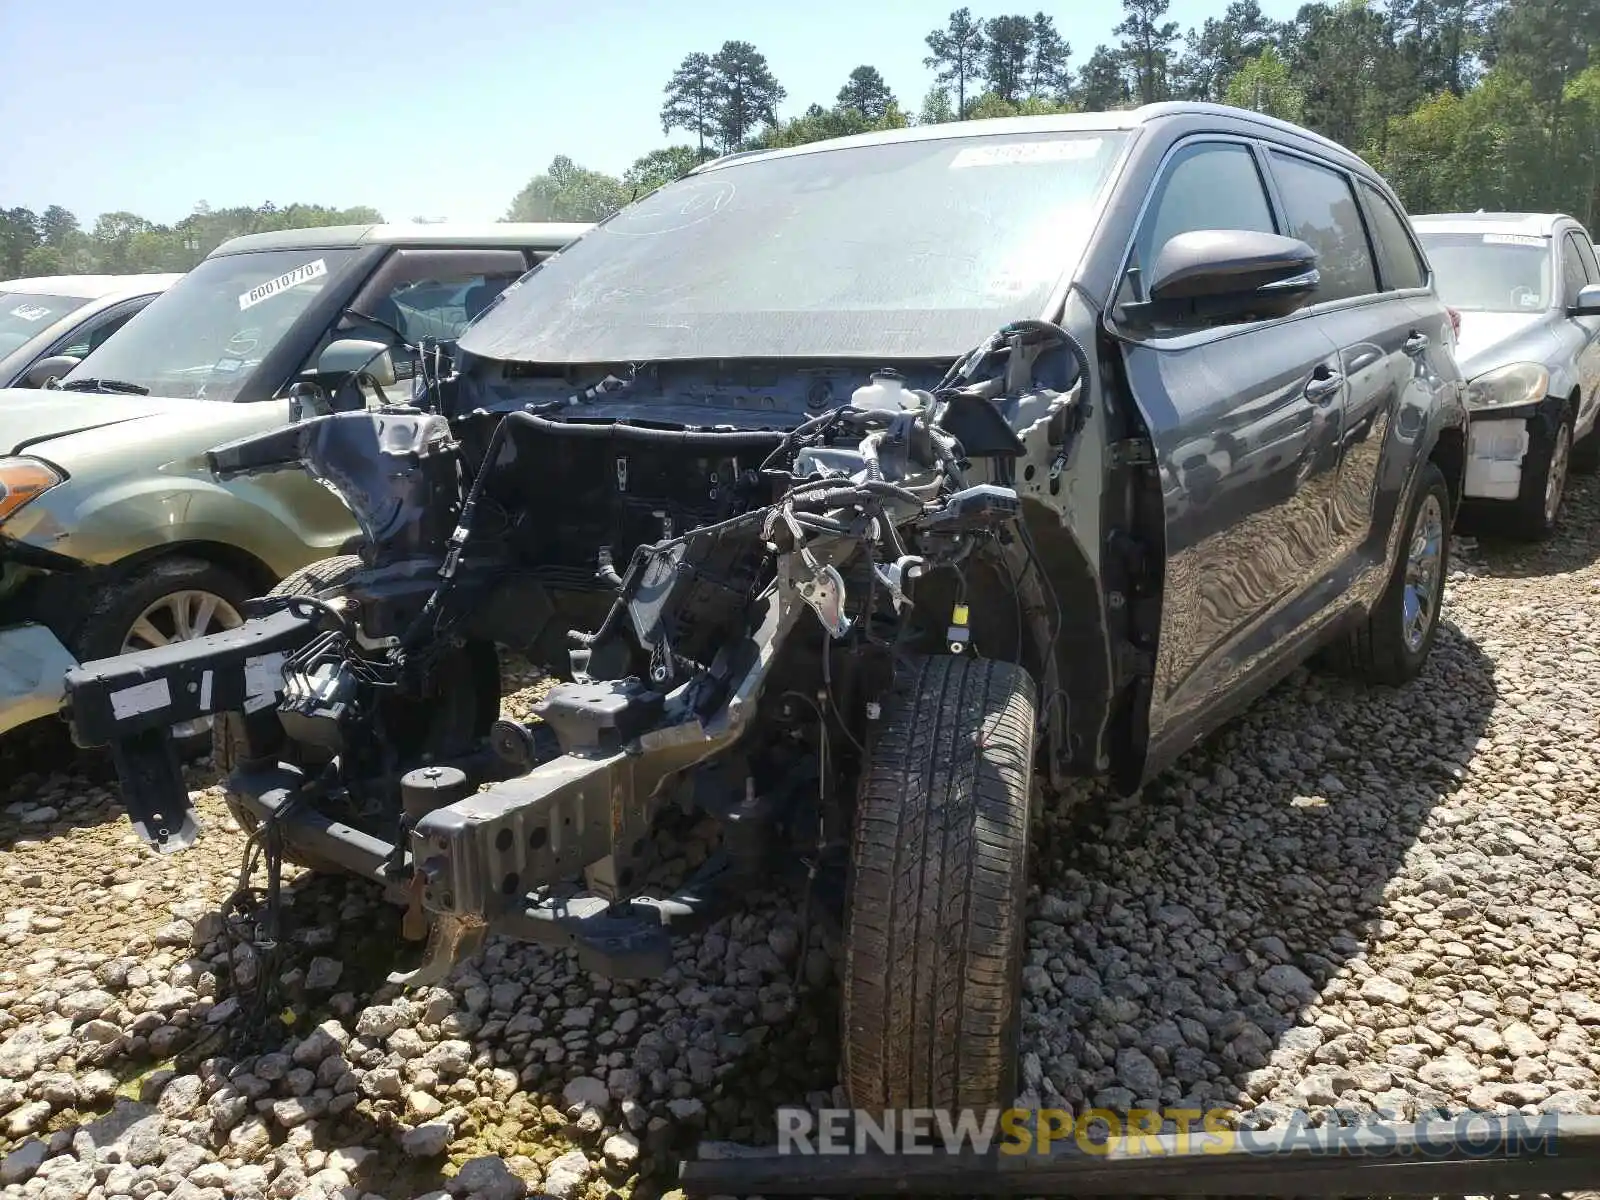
xmin=60 ymin=378 xmax=151 ymax=395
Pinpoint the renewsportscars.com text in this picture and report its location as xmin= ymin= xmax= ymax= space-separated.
xmin=775 ymin=1107 xmax=1563 ymax=1158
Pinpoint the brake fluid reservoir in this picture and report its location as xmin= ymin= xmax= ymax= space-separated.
xmin=851 ymin=369 xmax=919 ymax=413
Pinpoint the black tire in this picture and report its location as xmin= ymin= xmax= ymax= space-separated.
xmin=75 ymin=556 xmax=255 ymax=759
xmin=1504 ymin=400 xmax=1573 ymax=540
xmin=841 ymin=654 xmax=1035 ymax=1111
xmin=214 ymin=556 xmax=365 ymax=870
xmin=1334 ymin=461 xmax=1451 ymax=686
xmin=1570 ymin=412 xmax=1598 ymax=474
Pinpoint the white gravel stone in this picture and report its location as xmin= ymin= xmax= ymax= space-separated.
xmin=542 ymin=1149 xmax=592 ymax=1199
xmin=451 ymin=1154 xmax=527 ymax=1200
xmin=402 ymin=1120 xmax=454 ymax=1157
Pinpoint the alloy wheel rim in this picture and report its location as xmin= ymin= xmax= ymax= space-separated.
xmin=1545 ymin=423 xmax=1571 ymax=526
xmin=1402 ymin=494 xmax=1444 ymax=654
xmin=121 ymin=590 xmax=244 ymax=739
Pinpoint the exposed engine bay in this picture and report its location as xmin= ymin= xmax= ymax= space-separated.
xmin=63 ymin=316 xmax=1107 ymax=992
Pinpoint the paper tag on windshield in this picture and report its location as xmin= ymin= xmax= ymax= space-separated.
xmin=950 ymin=138 xmax=1102 ymax=169
xmin=1483 ymin=233 xmax=1544 ymax=247
xmin=10 ymin=303 xmax=52 ymax=321
xmin=239 ymin=258 xmax=327 ymax=311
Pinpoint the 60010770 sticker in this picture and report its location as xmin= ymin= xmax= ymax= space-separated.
xmin=238 ymin=259 xmax=328 ymax=311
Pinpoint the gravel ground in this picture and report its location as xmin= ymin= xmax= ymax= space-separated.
xmin=3 ymin=478 xmax=1600 ymax=1200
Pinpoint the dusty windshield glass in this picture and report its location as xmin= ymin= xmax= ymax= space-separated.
xmin=461 ymin=129 xmax=1129 ymax=364
xmin=63 ymin=248 xmax=357 ymax=400
xmin=1418 ymin=233 xmax=1552 ymax=313
xmin=0 ymin=293 xmax=91 ymax=357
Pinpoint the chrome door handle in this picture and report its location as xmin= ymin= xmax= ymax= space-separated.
xmin=1306 ymin=372 xmax=1344 ymax=401
xmin=1403 ymin=332 xmax=1430 ymax=355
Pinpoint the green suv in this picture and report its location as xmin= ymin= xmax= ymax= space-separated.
xmin=0 ymin=220 xmax=588 ymax=748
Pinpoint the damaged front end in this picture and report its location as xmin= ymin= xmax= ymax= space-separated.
xmin=63 ymin=318 xmax=1092 ymax=988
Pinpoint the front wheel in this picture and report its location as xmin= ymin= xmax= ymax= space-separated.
xmin=840 ymin=655 xmax=1036 ymax=1111
xmin=1335 ymin=460 xmax=1452 ymax=686
xmin=75 ymin=556 xmax=253 ymax=759
xmin=1505 ymin=403 xmax=1572 ymax=540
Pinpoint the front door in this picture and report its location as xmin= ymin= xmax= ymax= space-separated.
xmin=1113 ymin=137 xmax=1348 ymax=761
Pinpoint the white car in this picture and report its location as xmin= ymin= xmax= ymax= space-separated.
xmin=1412 ymin=212 xmax=1600 ymax=538
xmin=0 ymin=274 xmax=182 ymax=388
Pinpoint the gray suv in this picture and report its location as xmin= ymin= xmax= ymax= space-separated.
xmin=70 ymin=103 xmax=1467 ymax=1112
xmin=1412 ymin=212 xmax=1600 ymax=538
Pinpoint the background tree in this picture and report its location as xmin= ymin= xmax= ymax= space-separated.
xmin=505 ymin=156 xmax=627 ymax=222
xmin=1226 ymin=46 xmax=1306 ymax=119
xmin=709 ymin=41 xmax=786 ymax=152
xmin=1078 ymin=44 xmax=1134 ymax=110
xmin=983 ymin=15 xmax=1035 ymax=104
xmin=1115 ymin=0 xmax=1181 ymax=103
xmin=661 ymin=52 xmax=719 ymax=154
xmin=837 ymin=65 xmax=897 ymax=121
xmin=623 ymin=146 xmax=712 ymax=198
xmin=924 ymin=8 xmax=988 ymax=117
xmin=919 ymin=85 xmax=958 ymax=124
xmin=0 ymin=208 xmax=40 ymax=277
xmin=1028 ymin=13 xmax=1074 ymax=99
xmin=1173 ymin=0 xmax=1277 ymax=100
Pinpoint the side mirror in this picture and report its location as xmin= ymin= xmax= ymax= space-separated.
xmin=314 ymin=338 xmax=396 ymax=387
xmin=1123 ymin=230 xmax=1320 ymax=329
xmin=1572 ymin=282 xmax=1600 ymax=318
xmin=22 ymin=354 xmax=82 ymax=389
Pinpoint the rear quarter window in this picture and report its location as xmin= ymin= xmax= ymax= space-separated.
xmin=1357 ymin=181 xmax=1428 ymax=291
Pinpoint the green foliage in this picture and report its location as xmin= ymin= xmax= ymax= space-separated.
xmin=661 ymin=52 xmax=719 ymax=153
xmin=1115 ymin=0 xmax=1181 ymax=103
xmin=924 ymin=8 xmax=989 ymax=117
xmin=756 ymin=102 xmax=909 ymax=150
xmin=1225 ymin=46 xmax=1306 ymax=120
xmin=1028 ymin=13 xmax=1074 ymax=100
xmin=662 ymin=42 xmax=787 ymax=154
xmin=983 ymin=15 xmax=1035 ymax=103
xmin=0 ymin=201 xmax=386 ymax=280
xmin=1078 ymin=44 xmax=1135 ymax=110
xmin=504 ymin=156 xmax=628 ymax=222
xmin=623 ymin=146 xmax=714 ymax=198
xmin=920 ymin=85 xmax=959 ymax=125
xmin=838 ymin=65 xmax=898 ymax=122
xmin=711 ymin=41 xmax=787 ymax=151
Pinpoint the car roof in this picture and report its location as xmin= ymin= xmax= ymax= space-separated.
xmin=0 ymin=273 xmax=183 ymax=299
xmin=209 ymin=222 xmax=593 ymax=257
xmin=693 ymin=101 xmax=1366 ymax=175
xmin=1411 ymin=212 xmax=1577 ymax=238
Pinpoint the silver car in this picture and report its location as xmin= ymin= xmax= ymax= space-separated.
xmin=0 ymin=274 xmax=182 ymax=388
xmin=1412 ymin=212 xmax=1600 ymax=538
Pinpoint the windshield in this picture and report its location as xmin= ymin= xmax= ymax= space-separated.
xmin=63 ymin=248 xmax=357 ymax=400
xmin=461 ymin=129 xmax=1129 ymax=364
xmin=1417 ymin=232 xmax=1552 ymax=313
xmin=0 ymin=292 xmax=91 ymax=357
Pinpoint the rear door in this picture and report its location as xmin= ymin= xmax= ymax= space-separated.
xmin=1561 ymin=229 xmax=1600 ymax=434
xmin=1259 ymin=150 xmax=1436 ymax=591
xmin=1112 ymin=136 xmax=1347 ymax=756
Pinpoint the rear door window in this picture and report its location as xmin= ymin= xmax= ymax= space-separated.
xmin=1266 ymin=151 xmax=1378 ymax=304
xmin=1357 ymin=181 xmax=1428 ymax=291
xmin=1563 ymin=232 xmax=1595 ymax=300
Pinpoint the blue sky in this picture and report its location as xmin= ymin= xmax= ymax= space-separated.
xmin=1 ymin=0 xmax=1302 ymax=227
